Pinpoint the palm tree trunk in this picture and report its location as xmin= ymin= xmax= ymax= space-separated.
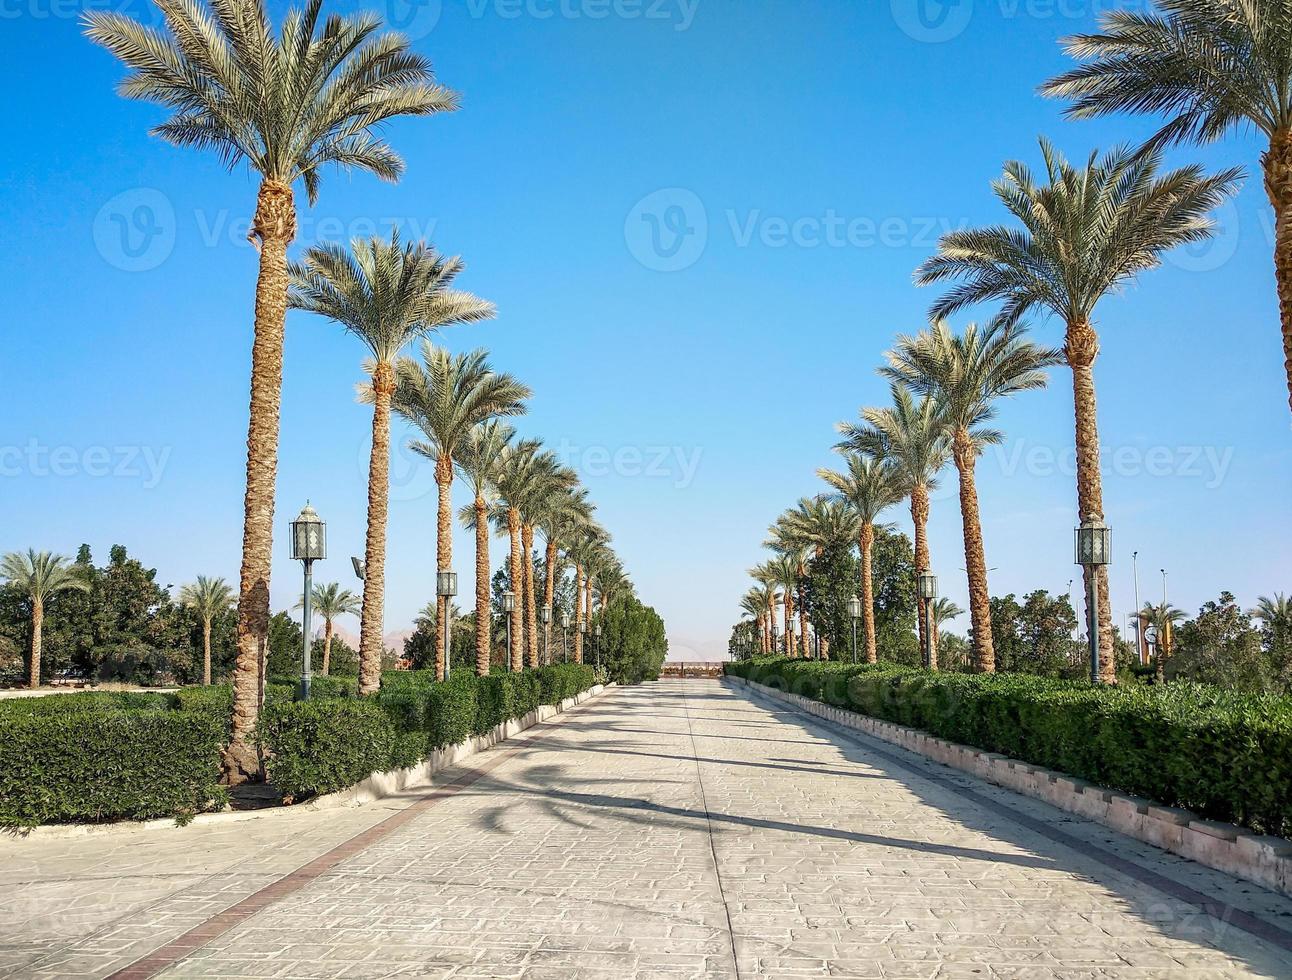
xmin=358 ymin=362 xmax=394 ymax=696
xmin=543 ymin=537 xmax=558 ymax=665
xmin=227 ymin=178 xmax=296 ymax=783
xmin=434 ymin=455 xmax=454 ymax=681
xmin=507 ymin=508 xmax=523 ymax=672
xmin=953 ymin=429 xmax=995 ymax=673
xmin=860 ymin=523 xmax=878 ymax=664
xmin=911 ymin=481 xmax=936 ymax=670
xmin=475 ymin=496 xmax=491 ymax=676
xmin=1262 ymin=130 xmax=1292 ymax=418
xmin=28 ymin=598 xmax=43 ymax=688
xmin=522 ymin=524 xmax=539 ymax=668
xmin=322 ymin=620 xmax=333 ymax=676
xmin=202 ymin=619 xmax=212 ymax=685
xmin=574 ymin=566 xmax=585 ymax=663
xmin=1066 ymin=318 xmax=1115 ymax=684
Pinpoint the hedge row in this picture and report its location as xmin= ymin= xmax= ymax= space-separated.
xmin=726 ymin=657 xmax=1292 ymax=838
xmin=0 ymin=710 xmax=227 ymax=828
xmin=257 ymin=663 xmax=597 ymax=801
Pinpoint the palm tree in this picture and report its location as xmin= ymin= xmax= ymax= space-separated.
xmin=569 ymin=526 xmax=611 ymax=664
xmin=1041 ymin=2 xmax=1292 ymax=417
xmin=1 ymin=551 xmax=90 ymax=688
xmin=537 ymin=488 xmax=594 ymax=664
xmin=179 ymin=576 xmax=235 ymax=684
xmin=455 ymin=421 xmax=515 ymax=675
xmin=765 ymin=554 xmax=800 ymax=656
xmin=392 ymin=344 xmax=530 ymax=680
xmin=819 ymin=452 xmax=905 ymax=664
xmin=840 ymin=387 xmax=950 ymax=668
xmin=881 ymin=320 xmax=1061 ymax=673
xmin=769 ymin=497 xmax=857 ymax=658
xmin=1252 ymin=593 xmax=1292 ymax=629
xmin=914 ymin=140 xmax=1236 ymax=682
xmin=739 ymin=592 xmax=766 ymax=656
xmin=86 ymin=0 xmax=457 ymax=780
xmin=518 ymin=464 xmax=578 ymax=669
xmin=290 ymin=233 xmax=494 ymax=692
xmin=491 ymin=440 xmax=553 ymax=671
xmin=1141 ymin=601 xmax=1187 ymax=683
xmin=295 ymin=582 xmax=359 ymax=677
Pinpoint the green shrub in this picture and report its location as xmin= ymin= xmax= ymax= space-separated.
xmin=257 ymin=699 xmax=395 ymax=800
xmin=425 ymin=674 xmax=479 ymax=749
xmin=0 ymin=711 xmax=226 ymax=827
xmin=538 ymin=663 xmax=595 ymax=706
xmin=726 ymin=657 xmax=1292 ymax=837
xmin=0 ymin=690 xmax=174 ymax=717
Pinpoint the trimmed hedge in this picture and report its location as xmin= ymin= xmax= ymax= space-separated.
xmin=258 ymin=664 xmax=596 ymax=801
xmin=0 ymin=690 xmax=173 ymax=717
xmin=0 ymin=710 xmax=227 ymax=827
xmin=726 ymin=657 xmax=1292 ymax=838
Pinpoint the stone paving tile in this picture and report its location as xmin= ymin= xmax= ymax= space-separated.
xmin=5 ymin=680 xmax=1292 ymax=978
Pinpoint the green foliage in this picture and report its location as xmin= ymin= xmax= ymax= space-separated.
xmin=727 ymin=657 xmax=1292 ymax=838
xmin=0 ymin=709 xmax=227 ymax=827
xmin=870 ymin=528 xmax=919 ymax=663
xmin=1171 ymin=592 xmax=1274 ymax=692
xmin=0 ymin=690 xmax=173 ymax=717
xmin=256 ymin=665 xmax=595 ymax=801
xmin=801 ymin=540 xmax=859 ymax=658
xmin=988 ymin=590 xmax=1080 ymax=677
xmin=595 ymin=594 xmax=666 ymax=684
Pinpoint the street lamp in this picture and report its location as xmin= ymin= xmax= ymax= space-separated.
xmin=503 ymin=591 xmax=516 ymax=672
xmin=786 ymin=614 xmax=797 ymax=658
xmin=437 ymin=570 xmax=457 ymax=680
xmin=561 ymin=609 xmax=571 ymax=662
xmin=290 ymin=503 xmax=326 ymax=700
xmin=847 ymin=596 xmax=862 ymax=665
xmin=917 ymin=571 xmax=938 ymax=670
xmin=593 ymin=623 xmax=602 ymax=667
xmin=541 ymin=604 xmax=552 ymax=665
xmin=1075 ymin=519 xmax=1112 ymax=684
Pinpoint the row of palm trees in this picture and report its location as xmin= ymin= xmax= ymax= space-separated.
xmin=738 ymin=0 xmax=1292 ymax=679
xmin=78 ymin=0 xmax=635 ymax=780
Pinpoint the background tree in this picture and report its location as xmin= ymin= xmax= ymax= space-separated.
xmin=455 ymin=421 xmax=515 ymax=674
xmin=800 ymin=540 xmax=861 ymax=660
xmin=597 ymin=593 xmax=667 ymax=684
xmin=296 ymin=583 xmax=359 ymax=677
xmin=86 ymin=0 xmax=459 ymax=780
xmin=989 ymin=590 xmax=1078 ymax=676
xmin=881 ymin=320 xmax=1060 ymax=672
xmin=870 ymin=528 xmax=920 ymax=664
xmin=1171 ymin=593 xmax=1272 ymax=692
xmin=1042 ymin=2 xmax=1292 ymax=416
xmin=915 ymin=140 xmax=1237 ymax=682
xmin=1 ymin=551 xmax=91 ymax=687
xmin=291 ymin=233 xmax=494 ymax=692
xmin=1253 ymin=593 xmax=1292 ymax=687
xmin=179 ymin=576 xmax=235 ymax=684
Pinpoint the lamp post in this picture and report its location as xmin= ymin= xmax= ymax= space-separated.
xmin=579 ymin=619 xmax=587 ymax=665
xmin=786 ymin=615 xmax=797 ymax=658
xmin=847 ymin=596 xmax=862 ymax=665
xmin=290 ymin=503 xmax=326 ymax=700
xmin=593 ymin=623 xmax=601 ymax=667
xmin=1075 ymin=519 xmax=1112 ymax=684
xmin=437 ymin=570 xmax=457 ymax=681
xmin=541 ymin=604 xmax=552 ymax=666
xmin=561 ymin=609 xmax=571 ymax=663
xmin=503 ymin=591 xmax=516 ymax=672
xmin=917 ymin=572 xmax=938 ymax=670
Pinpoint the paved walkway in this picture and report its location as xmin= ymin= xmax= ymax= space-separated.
xmin=5 ymin=679 xmax=1292 ymax=978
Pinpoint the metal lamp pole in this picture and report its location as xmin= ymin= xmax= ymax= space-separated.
xmin=1076 ymin=520 xmax=1112 ymax=684
xmin=847 ymin=596 xmax=861 ymax=665
xmin=290 ymin=503 xmax=326 ymax=701
xmin=541 ymin=604 xmax=552 ymax=666
xmin=561 ymin=610 xmax=570 ymax=663
xmin=437 ymin=571 xmax=457 ymax=681
xmin=917 ymin=572 xmax=938 ymax=670
xmin=502 ymin=592 xmax=516 ymax=672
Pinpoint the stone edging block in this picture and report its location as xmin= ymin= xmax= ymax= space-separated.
xmin=725 ymin=674 xmax=1292 ymax=899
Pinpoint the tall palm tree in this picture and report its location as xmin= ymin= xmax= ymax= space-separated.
xmin=581 ymin=540 xmax=616 ymax=660
xmin=881 ymin=320 xmax=1061 ymax=672
xmin=739 ymin=592 xmax=765 ymax=655
xmin=295 ymin=582 xmax=359 ymax=677
xmin=818 ymin=452 xmax=905 ymax=664
xmin=1 ymin=551 xmax=90 ymax=688
xmin=1252 ymin=593 xmax=1292 ymax=629
xmin=290 ymin=233 xmax=493 ymax=692
xmin=537 ymin=487 xmax=594 ymax=664
xmin=840 ymin=387 xmax=950 ymax=668
xmin=179 ymin=575 xmax=235 ymax=684
xmin=392 ymin=344 xmax=530 ymax=680
xmin=569 ymin=526 xmax=610 ymax=664
xmin=1041 ymin=2 xmax=1292 ymax=416
xmin=765 ymin=554 xmax=800 ymax=656
xmin=914 ymin=140 xmax=1236 ymax=682
xmin=518 ymin=463 xmax=578 ymax=669
xmin=455 ymin=421 xmax=515 ymax=675
xmin=86 ymin=0 xmax=457 ymax=779
xmin=769 ymin=497 xmax=857 ymax=658
xmin=491 ymin=440 xmax=554 ymax=671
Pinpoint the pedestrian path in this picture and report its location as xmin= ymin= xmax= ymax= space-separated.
xmin=4 ymin=679 xmax=1292 ymax=978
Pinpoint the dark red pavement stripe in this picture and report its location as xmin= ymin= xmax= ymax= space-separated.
xmin=105 ymin=702 xmax=595 ymax=980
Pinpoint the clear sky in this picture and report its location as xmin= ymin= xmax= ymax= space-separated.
xmin=2 ymin=0 xmax=1289 ymax=660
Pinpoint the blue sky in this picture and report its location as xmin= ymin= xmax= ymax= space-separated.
xmin=2 ymin=0 xmax=1289 ymax=659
